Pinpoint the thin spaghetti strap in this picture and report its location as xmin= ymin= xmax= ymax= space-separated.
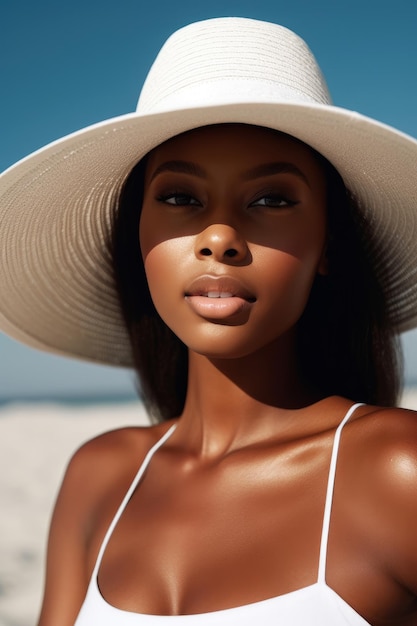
xmin=92 ymin=423 xmax=178 ymax=579
xmin=317 ymin=403 xmax=364 ymax=583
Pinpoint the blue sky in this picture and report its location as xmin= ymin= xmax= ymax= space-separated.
xmin=1 ymin=0 xmax=416 ymax=400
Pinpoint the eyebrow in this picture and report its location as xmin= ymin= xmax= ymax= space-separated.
xmin=244 ymin=162 xmax=310 ymax=186
xmin=149 ymin=160 xmax=207 ymax=181
xmin=149 ymin=159 xmax=310 ymax=186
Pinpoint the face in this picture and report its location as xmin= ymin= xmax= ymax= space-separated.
xmin=140 ymin=124 xmax=327 ymax=359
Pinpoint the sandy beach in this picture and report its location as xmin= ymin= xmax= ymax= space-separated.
xmin=0 ymin=400 xmax=149 ymax=626
xmin=1 ymin=392 xmax=417 ymax=626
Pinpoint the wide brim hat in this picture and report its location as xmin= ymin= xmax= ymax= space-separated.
xmin=1 ymin=17 xmax=417 ymax=367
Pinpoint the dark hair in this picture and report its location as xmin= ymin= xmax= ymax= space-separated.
xmin=296 ymin=156 xmax=402 ymax=407
xmin=112 ymin=156 xmax=188 ymax=422
xmin=111 ymin=130 xmax=402 ymax=422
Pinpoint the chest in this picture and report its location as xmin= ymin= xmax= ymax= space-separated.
xmin=93 ymin=444 xmax=332 ymax=615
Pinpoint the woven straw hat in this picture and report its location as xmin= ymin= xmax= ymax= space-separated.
xmin=1 ymin=17 xmax=417 ymax=366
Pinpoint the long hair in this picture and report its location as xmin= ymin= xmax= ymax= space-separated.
xmin=111 ymin=130 xmax=402 ymax=422
xmin=111 ymin=157 xmax=188 ymax=422
xmin=296 ymin=157 xmax=402 ymax=406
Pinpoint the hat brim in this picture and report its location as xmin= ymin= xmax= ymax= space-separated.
xmin=1 ymin=100 xmax=417 ymax=366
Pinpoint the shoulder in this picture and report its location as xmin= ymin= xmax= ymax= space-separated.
xmin=345 ymin=404 xmax=417 ymax=478
xmin=340 ymin=403 xmax=417 ymax=499
xmin=49 ymin=420 xmax=177 ymax=543
xmin=47 ymin=421 xmax=177 ymax=583
xmin=37 ymin=421 xmax=176 ymax=624
xmin=339 ymin=404 xmax=417 ymax=593
xmin=60 ymin=420 xmax=177 ymax=508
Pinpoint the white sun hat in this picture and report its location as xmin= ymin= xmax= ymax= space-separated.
xmin=0 ymin=16 xmax=417 ymax=367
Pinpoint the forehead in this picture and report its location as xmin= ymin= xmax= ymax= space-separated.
xmin=147 ymin=124 xmax=322 ymax=168
xmin=145 ymin=124 xmax=327 ymax=191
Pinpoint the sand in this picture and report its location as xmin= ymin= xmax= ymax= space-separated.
xmin=1 ymin=392 xmax=416 ymax=626
xmin=0 ymin=401 xmax=149 ymax=626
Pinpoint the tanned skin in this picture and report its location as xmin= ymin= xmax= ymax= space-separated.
xmin=37 ymin=126 xmax=417 ymax=626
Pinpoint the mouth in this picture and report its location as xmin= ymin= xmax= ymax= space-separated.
xmin=185 ymin=275 xmax=256 ymax=301
xmin=206 ymin=291 xmax=236 ymax=298
xmin=185 ymin=275 xmax=256 ymax=319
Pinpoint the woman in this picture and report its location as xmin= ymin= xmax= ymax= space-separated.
xmin=0 ymin=18 xmax=416 ymax=626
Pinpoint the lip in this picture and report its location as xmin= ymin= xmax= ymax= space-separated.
xmin=185 ymin=275 xmax=256 ymax=320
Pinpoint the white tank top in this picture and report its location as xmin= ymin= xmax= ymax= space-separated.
xmin=75 ymin=403 xmax=370 ymax=625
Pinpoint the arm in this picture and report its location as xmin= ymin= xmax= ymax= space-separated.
xmin=341 ymin=406 xmax=417 ymax=622
xmin=375 ymin=409 xmax=417 ymax=598
xmin=36 ymin=443 xmax=98 ymax=626
xmin=36 ymin=425 xmax=153 ymax=625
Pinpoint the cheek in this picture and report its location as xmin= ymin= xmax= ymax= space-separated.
xmin=256 ymin=229 xmax=326 ymax=324
xmin=260 ymin=212 xmax=326 ymax=276
xmin=262 ymin=252 xmax=314 ymax=310
xmin=139 ymin=207 xmax=160 ymax=261
xmin=140 ymin=209 xmax=172 ymax=301
xmin=141 ymin=237 xmax=189 ymax=321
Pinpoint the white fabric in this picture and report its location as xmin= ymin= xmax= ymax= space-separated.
xmin=75 ymin=403 xmax=370 ymax=625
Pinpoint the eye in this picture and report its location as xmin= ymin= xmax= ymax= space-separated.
xmin=157 ymin=192 xmax=201 ymax=207
xmin=249 ymin=194 xmax=297 ymax=209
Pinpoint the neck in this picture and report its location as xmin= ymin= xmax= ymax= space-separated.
xmin=176 ymin=334 xmax=321 ymax=457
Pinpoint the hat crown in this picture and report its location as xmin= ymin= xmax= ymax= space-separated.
xmin=137 ymin=17 xmax=332 ymax=114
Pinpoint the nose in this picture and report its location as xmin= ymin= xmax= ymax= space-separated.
xmin=194 ymin=224 xmax=250 ymax=264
